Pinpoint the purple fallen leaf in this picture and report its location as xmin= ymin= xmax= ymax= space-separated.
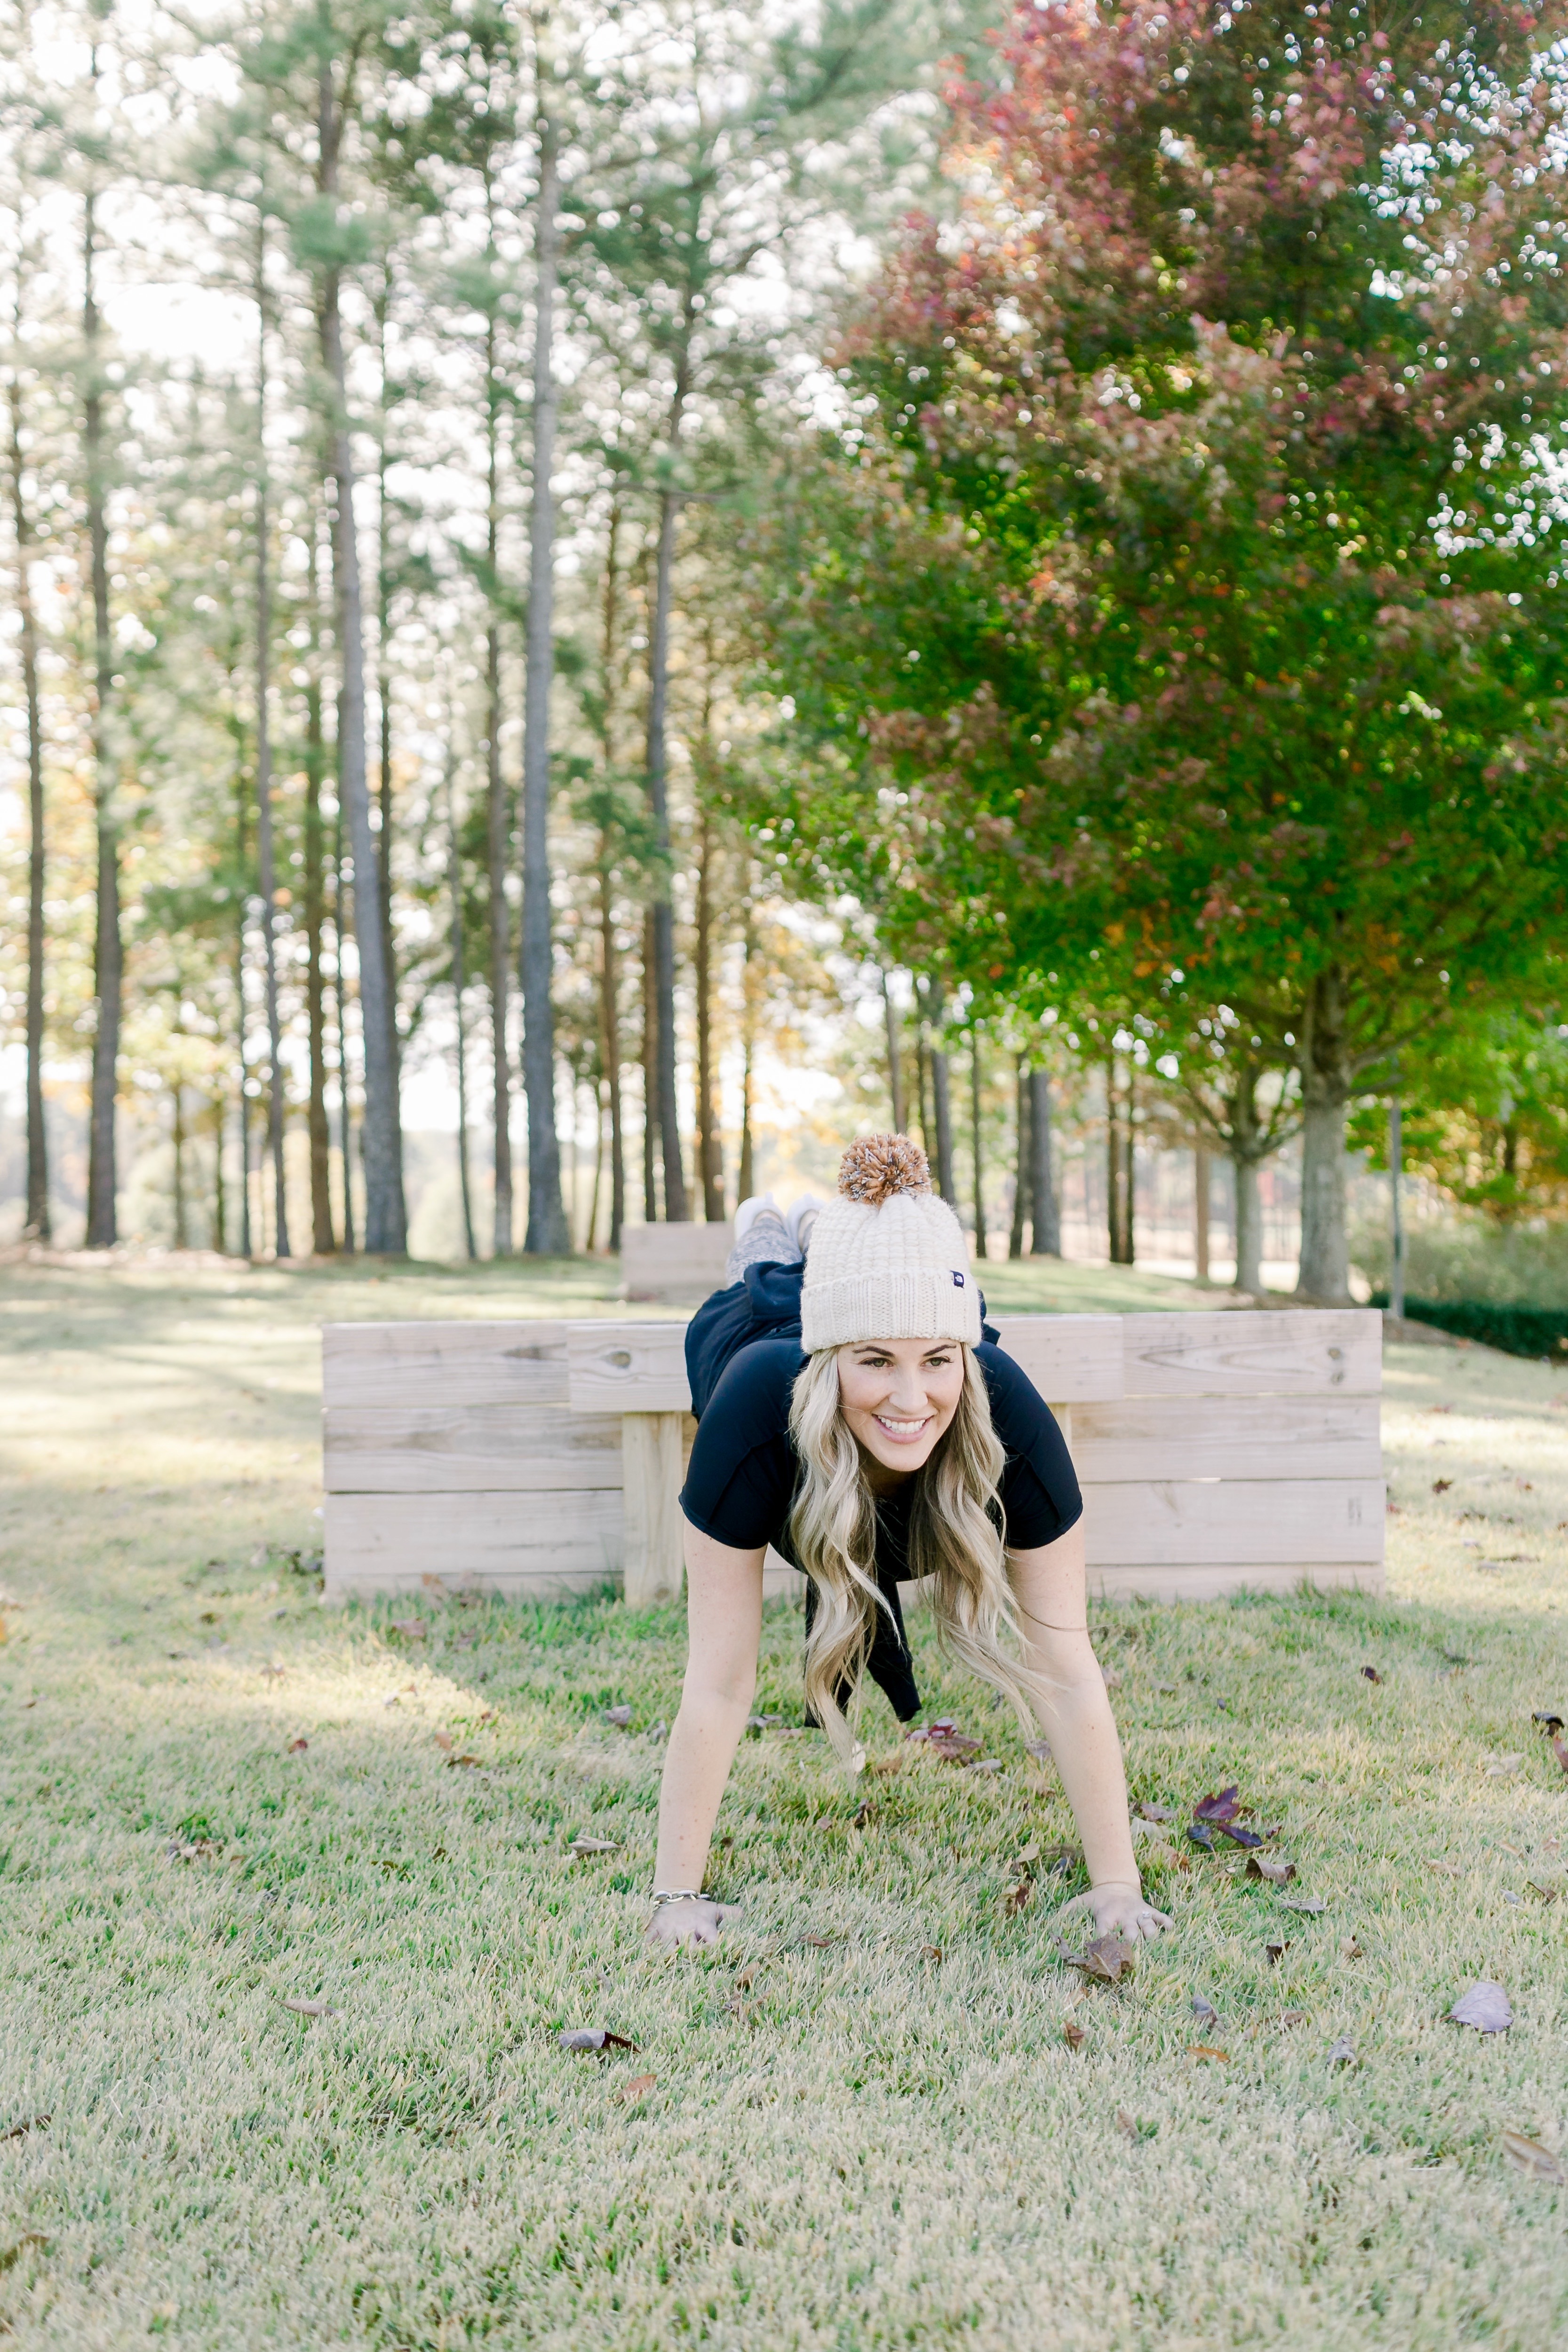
xmin=1449 ymin=1980 xmax=1512 ymax=2033
xmin=1503 ymin=2128 xmax=1565 ymax=2183
xmin=1193 ymin=1786 xmax=1243 ymax=1826
xmin=1326 ymin=2036 xmax=1356 ymax=2067
xmin=1187 ymin=1822 xmax=1216 ymax=1852
xmin=1215 ymin=1821 xmax=1266 ymax=1850
xmin=557 ymin=2027 xmax=638 ymax=2053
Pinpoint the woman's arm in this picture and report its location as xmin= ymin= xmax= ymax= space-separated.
xmin=1008 ymin=1523 xmax=1170 ymax=1942
xmin=646 ymin=1518 xmax=766 ymax=1948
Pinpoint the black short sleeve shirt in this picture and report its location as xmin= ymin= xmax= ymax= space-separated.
xmin=679 ymin=1339 xmax=1083 ymax=1722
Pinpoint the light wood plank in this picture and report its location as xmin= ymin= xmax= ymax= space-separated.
xmin=1119 ymin=1309 xmax=1381 ymax=1398
xmin=763 ymin=1546 xmax=805 ymax=1601
xmin=992 ymin=1315 xmax=1125 ymax=1402
xmin=623 ymin=1411 xmax=685 ymax=1607
xmin=1089 ymin=1562 xmax=1384 ymax=1603
xmin=322 ymin=1322 xmax=570 ymax=1409
xmin=324 ymin=1405 xmax=621 ymax=1494
xmin=568 ymin=1321 xmax=692 ymax=1414
xmin=621 ymin=1223 xmax=734 ymax=1301
xmin=1081 ymin=1477 xmax=1384 ymax=1567
xmin=323 ymin=1487 xmax=623 ymax=1600
xmin=1071 ymin=1394 xmax=1381 ymax=1483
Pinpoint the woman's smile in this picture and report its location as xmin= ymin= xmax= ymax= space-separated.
xmin=872 ymin=1411 xmax=934 ymax=1443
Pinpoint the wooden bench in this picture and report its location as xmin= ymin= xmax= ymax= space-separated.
xmin=322 ymin=1309 xmax=1383 ymax=1608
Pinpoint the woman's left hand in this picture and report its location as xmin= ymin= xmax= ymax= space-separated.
xmin=1058 ymin=1879 xmax=1172 ymax=1944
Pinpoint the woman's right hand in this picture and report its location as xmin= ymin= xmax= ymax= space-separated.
xmin=644 ymin=1897 xmax=741 ymax=1951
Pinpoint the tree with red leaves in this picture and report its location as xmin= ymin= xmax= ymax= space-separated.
xmin=762 ymin=0 xmax=1568 ymax=1298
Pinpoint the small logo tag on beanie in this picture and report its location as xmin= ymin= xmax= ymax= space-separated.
xmin=952 ymin=1270 xmax=965 ymax=1287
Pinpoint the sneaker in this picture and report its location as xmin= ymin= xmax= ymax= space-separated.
xmin=734 ymin=1192 xmax=784 ymax=1244
xmin=787 ymin=1193 xmax=825 ymax=1255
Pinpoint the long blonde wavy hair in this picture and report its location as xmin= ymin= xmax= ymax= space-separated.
xmin=787 ymin=1343 xmax=1045 ymax=1767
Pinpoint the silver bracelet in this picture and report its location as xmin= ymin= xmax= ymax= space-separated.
xmin=649 ymin=1888 xmax=706 ymax=1907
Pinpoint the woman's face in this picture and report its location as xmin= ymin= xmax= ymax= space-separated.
xmin=836 ymin=1338 xmax=966 ymax=1480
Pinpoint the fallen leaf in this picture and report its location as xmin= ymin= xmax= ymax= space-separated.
xmin=1115 ymin=2108 xmax=1154 ymax=2142
xmin=0 ymin=2115 xmax=48 ymax=2142
xmin=1433 ymin=1478 xmax=1452 ymax=1494
xmin=1246 ymin=1856 xmax=1298 ymax=1886
xmin=1187 ymin=2045 xmax=1229 ymax=2063
xmin=1326 ymin=2036 xmax=1356 ymax=2067
xmin=616 ymin=2073 xmax=657 ymax=2104
xmin=1266 ymin=1941 xmax=1291 ymax=1965
xmin=1449 ymin=1980 xmax=1512 ymax=2033
xmin=1142 ymin=1841 xmax=1180 ymax=1870
xmin=646 ymin=1721 xmax=669 ymax=1744
xmin=1136 ymin=1802 xmax=1175 ymax=1822
xmin=604 ymin=1706 xmax=633 ymax=1728
xmin=1341 ymin=1938 xmax=1365 ymax=1961
xmin=968 ymin=1757 xmax=1004 ymax=1774
xmin=389 ymin=1619 xmax=427 ymax=1641
xmin=1279 ymin=1895 xmax=1327 ymax=1915
xmin=1281 ymin=2009 xmax=1308 ymax=2027
xmin=1191 ymin=1995 xmax=1219 ymax=2030
xmin=1426 ymin=1859 xmax=1462 ymax=1879
xmin=1487 ymin=1754 xmax=1524 ymax=1778
xmin=734 ymin=1967 xmax=757 ymax=1992
xmin=420 ymin=1574 xmax=450 ymax=1606
xmin=928 ymin=1732 xmax=982 ymax=1763
xmin=282 ymin=1997 xmax=337 ymax=2018
xmin=432 ymin=1730 xmax=454 ymax=1752
xmin=286 ymin=1737 xmax=308 ymax=1755
xmin=1003 ymin=1875 xmax=1033 ymax=1918
xmin=446 ymin=1754 xmax=481 ymax=1770
xmin=1527 ymin=1878 xmax=1560 ymax=1902
xmin=569 ymin=1836 xmax=621 ymax=1856
xmin=0 ymin=2235 xmax=49 ymax=2273
xmin=1187 ymin=1822 xmax=1217 ymax=1853
xmin=1064 ymin=1934 xmax=1136 ymax=1985
xmin=1532 ymin=1711 xmax=1565 ymax=1736
xmin=1193 ymin=1788 xmax=1264 ymax=1848
xmin=557 ymin=2028 xmax=637 ymax=2053
xmin=1361 ymin=1665 xmax=1385 ymax=1685
xmin=920 ymin=1944 xmax=942 ymax=1964
xmin=1502 ymin=2128 xmax=1565 ymax=2184
xmin=804 ymin=1933 xmax=837 ymax=1949
xmin=1024 ymin=1737 xmax=1053 ymax=1762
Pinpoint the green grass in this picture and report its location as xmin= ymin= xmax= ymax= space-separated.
xmin=3 ymin=1260 xmax=1568 ymax=2347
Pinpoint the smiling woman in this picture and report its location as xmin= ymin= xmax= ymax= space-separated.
xmin=647 ymin=1136 xmax=1170 ymax=1955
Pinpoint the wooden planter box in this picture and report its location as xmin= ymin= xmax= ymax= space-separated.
xmin=322 ymin=1308 xmax=1383 ymax=1608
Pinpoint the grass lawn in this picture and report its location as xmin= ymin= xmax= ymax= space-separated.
xmin=2 ymin=1257 xmax=1568 ymax=2347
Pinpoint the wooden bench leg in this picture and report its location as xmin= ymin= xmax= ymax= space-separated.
xmin=622 ymin=1411 xmax=685 ymax=1606
xmin=1050 ymin=1403 xmax=1073 ymax=1453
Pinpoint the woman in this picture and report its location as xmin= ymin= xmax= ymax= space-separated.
xmin=646 ymin=1134 xmax=1170 ymax=1953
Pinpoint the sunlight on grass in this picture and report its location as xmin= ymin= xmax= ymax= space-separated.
xmin=2 ymin=1266 xmax=1567 ymax=2346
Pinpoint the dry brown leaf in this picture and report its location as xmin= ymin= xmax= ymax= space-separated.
xmin=1115 ymin=2109 xmax=1142 ymax=2142
xmin=734 ymin=1967 xmax=757 ymax=1992
xmin=420 ymin=1574 xmax=450 ymax=1607
xmin=604 ymin=1705 xmax=633 ymax=1728
xmin=1281 ymin=2010 xmax=1308 ymax=2027
xmin=1449 ymin=1979 xmax=1512 ymax=2033
xmin=1003 ymin=1876 xmax=1033 ymax=1918
xmin=1326 ymin=2036 xmax=1356 ymax=2067
xmin=1062 ymin=2020 xmax=1087 ymax=2050
xmin=432 ymin=1730 xmax=454 ymax=1752
xmin=0 ymin=2114 xmax=48 ymax=2142
xmin=569 ymin=1835 xmax=621 ymax=1856
xmin=286 ymin=1737 xmax=308 ymax=1755
xmin=557 ymin=2027 xmax=637 ymax=2053
xmin=804 ymin=1933 xmax=838 ymax=1949
xmin=282 ymin=1997 xmax=337 ymax=2018
xmin=1246 ymin=1856 xmax=1297 ymax=1886
xmin=1187 ymin=2045 xmax=1229 ymax=2063
xmin=920 ymin=1944 xmax=942 ymax=1964
xmin=616 ymin=2073 xmax=658 ymax=2105
xmin=1487 ymin=1754 xmax=1524 ymax=1779
xmin=1426 ymin=1859 xmax=1461 ymax=1878
xmin=1266 ymin=1941 xmax=1291 ymax=1965
xmin=1502 ymin=2128 xmax=1566 ymax=2184
xmin=1065 ymin=1934 xmax=1136 ymax=1985
xmin=445 ymin=1754 xmax=482 ymax=1770
xmin=1136 ymin=1802 xmax=1175 ymax=1823
xmin=389 ymin=1619 xmax=427 ymax=1642
xmin=1341 ymin=1938 xmax=1365 ymax=1961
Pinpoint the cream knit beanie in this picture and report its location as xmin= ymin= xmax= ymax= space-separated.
xmin=800 ymin=1135 xmax=979 ymax=1353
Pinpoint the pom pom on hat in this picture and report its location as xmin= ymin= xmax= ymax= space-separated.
xmin=801 ymin=1132 xmax=979 ymax=1353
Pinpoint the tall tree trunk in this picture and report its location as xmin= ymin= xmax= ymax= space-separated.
xmin=1106 ymin=1052 xmax=1123 ymax=1263
xmin=737 ymin=906 xmax=756 ymax=1203
xmin=446 ymin=748 xmax=477 ymax=1262
xmin=519 ymin=101 xmax=569 ymax=1253
xmin=882 ymin=969 xmax=905 ymax=1132
xmin=1296 ymin=966 xmax=1353 ymax=1302
xmin=970 ymin=1031 xmax=987 ymax=1260
xmin=1122 ymin=1063 xmax=1137 ymax=1265
xmin=333 ymin=795 xmax=356 ymax=1253
xmin=644 ymin=306 xmax=696 ymax=1224
xmin=374 ymin=262 xmax=399 ymax=1133
xmin=303 ymin=518 xmax=334 ymax=1252
xmin=1029 ymin=1065 xmax=1059 ymax=1255
xmin=587 ymin=1085 xmax=604 ymax=1250
xmin=83 ymin=177 xmax=120 ymax=1249
xmin=1193 ymin=1141 xmax=1210 ymax=1283
xmin=8 ymin=329 xmax=49 ymax=1240
xmin=317 ymin=48 xmax=405 ymax=1254
xmin=642 ymin=906 xmax=659 ymax=1222
xmin=926 ymin=982 xmax=956 ymax=1203
xmin=1229 ymin=1064 xmax=1263 ymax=1293
xmin=595 ymin=502 xmax=626 ymax=1250
xmin=916 ymin=1025 xmax=931 ymax=1162
xmin=235 ymin=747 xmax=252 ymax=1259
xmin=485 ymin=301 xmax=513 ymax=1257
xmin=172 ymin=1080 xmax=187 ymax=1249
xmin=253 ymin=239 xmax=290 ymax=1258
xmin=1009 ymin=1055 xmax=1027 ymax=1259
xmin=693 ymin=808 xmax=724 ymax=1219
xmin=211 ymin=1092 xmax=227 ymax=1254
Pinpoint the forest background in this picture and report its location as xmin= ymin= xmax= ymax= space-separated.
xmin=7 ymin=0 xmax=1568 ymax=1308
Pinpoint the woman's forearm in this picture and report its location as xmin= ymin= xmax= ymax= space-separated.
xmin=1027 ymin=1650 xmax=1141 ymax=1890
xmin=652 ymin=1688 xmax=753 ymax=1892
